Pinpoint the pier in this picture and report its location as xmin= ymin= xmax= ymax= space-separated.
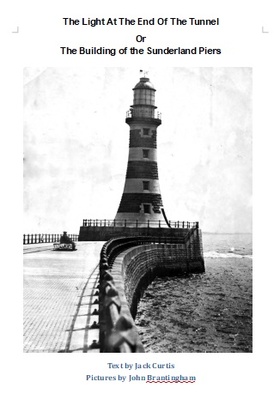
xmin=23 ymin=221 xmax=204 ymax=353
xmin=23 ymin=241 xmax=103 ymax=353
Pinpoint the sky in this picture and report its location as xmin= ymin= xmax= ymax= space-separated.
xmin=23 ymin=67 xmax=252 ymax=234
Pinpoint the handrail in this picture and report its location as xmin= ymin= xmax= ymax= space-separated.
xmin=82 ymin=219 xmax=199 ymax=229
xmin=126 ymin=109 xmax=162 ymax=120
xmin=23 ymin=233 xmax=79 ymax=245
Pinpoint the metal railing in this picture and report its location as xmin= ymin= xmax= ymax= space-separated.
xmin=82 ymin=219 xmax=198 ymax=229
xmin=23 ymin=233 xmax=79 ymax=245
xmin=126 ymin=109 xmax=162 ymax=120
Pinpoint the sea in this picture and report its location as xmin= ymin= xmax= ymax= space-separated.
xmin=135 ymin=233 xmax=252 ymax=353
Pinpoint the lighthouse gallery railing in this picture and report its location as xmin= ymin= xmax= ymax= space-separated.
xmin=82 ymin=219 xmax=199 ymax=229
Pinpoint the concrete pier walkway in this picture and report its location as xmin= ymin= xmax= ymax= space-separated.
xmin=23 ymin=241 xmax=104 ymax=353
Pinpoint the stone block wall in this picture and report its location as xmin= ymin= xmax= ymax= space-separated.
xmin=129 ymin=129 xmax=157 ymax=148
xmin=117 ymin=193 xmax=163 ymax=213
xmin=99 ymin=241 xmax=204 ymax=352
xmin=113 ymin=244 xmax=202 ymax=318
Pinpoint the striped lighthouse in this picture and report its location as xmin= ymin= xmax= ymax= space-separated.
xmin=115 ymin=74 xmax=168 ymax=227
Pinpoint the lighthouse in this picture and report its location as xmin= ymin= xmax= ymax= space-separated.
xmin=115 ymin=74 xmax=168 ymax=227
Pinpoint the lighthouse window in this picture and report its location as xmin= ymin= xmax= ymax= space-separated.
xmin=143 ymin=149 xmax=149 ymax=158
xmin=143 ymin=204 xmax=151 ymax=214
xmin=143 ymin=181 xmax=150 ymax=190
xmin=143 ymin=128 xmax=150 ymax=136
xmin=134 ymin=90 xmax=155 ymax=105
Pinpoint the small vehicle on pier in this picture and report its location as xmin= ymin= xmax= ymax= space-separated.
xmin=53 ymin=232 xmax=77 ymax=251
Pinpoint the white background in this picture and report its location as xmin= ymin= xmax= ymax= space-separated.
xmin=1 ymin=0 xmax=280 ymax=399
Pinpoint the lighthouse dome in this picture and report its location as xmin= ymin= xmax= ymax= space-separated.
xmin=133 ymin=77 xmax=156 ymax=91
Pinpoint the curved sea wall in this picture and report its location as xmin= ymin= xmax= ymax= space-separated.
xmin=98 ymin=236 xmax=204 ymax=352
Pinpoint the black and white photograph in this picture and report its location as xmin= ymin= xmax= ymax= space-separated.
xmin=23 ymin=67 xmax=252 ymax=354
